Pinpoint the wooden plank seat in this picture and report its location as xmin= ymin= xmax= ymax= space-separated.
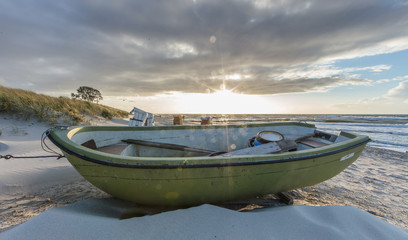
xmin=81 ymin=139 xmax=129 ymax=154
xmin=299 ymin=138 xmax=329 ymax=148
xmin=97 ymin=144 xmax=129 ymax=154
xmin=221 ymin=140 xmax=298 ymax=157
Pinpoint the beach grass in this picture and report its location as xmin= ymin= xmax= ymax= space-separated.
xmin=0 ymin=85 xmax=128 ymax=125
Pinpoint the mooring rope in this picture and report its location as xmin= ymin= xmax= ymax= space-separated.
xmin=0 ymin=130 xmax=65 ymax=160
xmin=0 ymin=154 xmax=64 ymax=160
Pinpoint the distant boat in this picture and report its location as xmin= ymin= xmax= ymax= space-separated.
xmin=46 ymin=122 xmax=370 ymax=207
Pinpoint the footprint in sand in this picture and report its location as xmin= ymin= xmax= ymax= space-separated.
xmin=0 ymin=142 xmax=8 ymax=152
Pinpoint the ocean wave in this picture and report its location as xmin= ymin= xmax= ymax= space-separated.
xmin=368 ymin=143 xmax=407 ymax=153
xmin=370 ymin=140 xmax=408 ymax=148
xmin=314 ymin=122 xmax=408 ymax=129
xmin=316 ymin=127 xmax=408 ymax=137
xmin=334 ymin=115 xmax=408 ymax=120
xmin=391 ymin=131 xmax=408 ymax=136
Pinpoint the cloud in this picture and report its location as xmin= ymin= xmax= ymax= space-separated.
xmin=271 ymin=64 xmax=390 ymax=81
xmin=385 ymin=80 xmax=408 ymax=101
xmin=333 ymin=80 xmax=408 ymax=113
xmin=0 ymin=0 xmax=408 ymax=96
xmin=375 ymin=75 xmax=408 ymax=84
xmin=230 ymin=76 xmax=370 ymax=95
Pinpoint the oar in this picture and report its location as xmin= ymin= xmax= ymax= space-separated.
xmin=122 ymin=139 xmax=216 ymax=154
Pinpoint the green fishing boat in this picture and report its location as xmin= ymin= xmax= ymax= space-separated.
xmin=46 ymin=122 xmax=370 ymax=207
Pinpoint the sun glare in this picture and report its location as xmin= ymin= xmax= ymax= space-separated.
xmin=105 ymin=85 xmax=283 ymax=114
xmin=174 ymin=87 xmax=281 ymax=114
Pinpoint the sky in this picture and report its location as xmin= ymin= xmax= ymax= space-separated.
xmin=1 ymin=0 xmax=408 ymax=114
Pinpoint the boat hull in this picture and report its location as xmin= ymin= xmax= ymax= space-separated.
xmin=47 ymin=123 xmax=369 ymax=207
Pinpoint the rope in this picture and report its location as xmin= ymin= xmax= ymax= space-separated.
xmin=41 ymin=131 xmax=63 ymax=156
xmin=0 ymin=154 xmax=64 ymax=160
xmin=0 ymin=129 xmax=65 ymax=160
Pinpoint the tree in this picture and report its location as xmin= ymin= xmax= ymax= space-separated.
xmin=71 ymin=86 xmax=103 ymax=103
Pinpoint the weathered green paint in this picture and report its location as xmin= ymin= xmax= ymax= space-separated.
xmin=47 ymin=123 xmax=369 ymax=207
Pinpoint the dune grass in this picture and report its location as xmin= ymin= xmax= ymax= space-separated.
xmin=0 ymin=86 xmax=128 ymax=125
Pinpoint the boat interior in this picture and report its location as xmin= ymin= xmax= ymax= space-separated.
xmin=74 ymin=124 xmax=352 ymax=158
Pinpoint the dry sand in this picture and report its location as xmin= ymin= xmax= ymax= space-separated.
xmin=0 ymin=115 xmax=407 ymax=234
xmin=291 ymin=147 xmax=408 ymax=229
xmin=2 ymin=200 xmax=407 ymax=240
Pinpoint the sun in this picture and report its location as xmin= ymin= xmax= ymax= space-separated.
xmin=173 ymin=85 xmax=281 ymax=114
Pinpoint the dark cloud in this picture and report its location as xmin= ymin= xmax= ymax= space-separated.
xmin=0 ymin=0 xmax=407 ymax=96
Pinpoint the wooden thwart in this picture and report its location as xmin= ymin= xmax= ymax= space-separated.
xmin=81 ymin=139 xmax=97 ymax=149
xmin=299 ymin=139 xmax=329 ymax=148
xmin=97 ymin=144 xmax=129 ymax=155
xmin=82 ymin=139 xmax=129 ymax=154
xmin=221 ymin=140 xmax=298 ymax=157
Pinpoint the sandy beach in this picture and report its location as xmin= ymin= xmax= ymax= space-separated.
xmin=0 ymin=115 xmax=407 ymax=236
xmin=2 ymin=0 xmax=408 ymax=238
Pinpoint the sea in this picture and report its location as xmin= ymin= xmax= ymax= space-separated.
xmin=154 ymin=114 xmax=408 ymax=153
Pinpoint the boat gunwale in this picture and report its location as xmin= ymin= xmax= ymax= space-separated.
xmin=46 ymin=123 xmax=371 ymax=169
